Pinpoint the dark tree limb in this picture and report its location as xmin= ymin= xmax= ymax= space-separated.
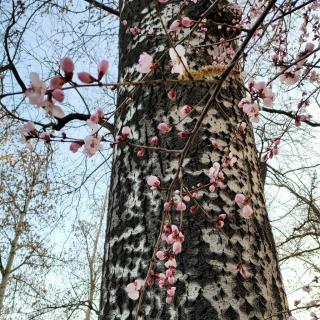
xmin=0 ymin=64 xmax=11 ymax=74
xmin=84 ymin=0 xmax=120 ymax=17
xmin=44 ymin=113 xmax=115 ymax=134
xmin=262 ymin=106 xmax=320 ymax=127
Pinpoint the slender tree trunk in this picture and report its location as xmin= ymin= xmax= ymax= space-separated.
xmin=84 ymin=190 xmax=108 ymax=320
xmin=0 ymin=214 xmax=24 ymax=312
xmin=100 ymin=1 xmax=288 ymax=319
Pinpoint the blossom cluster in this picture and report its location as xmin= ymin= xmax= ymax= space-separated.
xmin=261 ymin=137 xmax=280 ymax=162
xmin=126 ymin=224 xmax=184 ymax=304
xmin=234 ymin=193 xmax=253 ymax=218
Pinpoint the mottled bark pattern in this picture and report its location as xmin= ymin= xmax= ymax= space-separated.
xmin=100 ymin=1 xmax=287 ymax=319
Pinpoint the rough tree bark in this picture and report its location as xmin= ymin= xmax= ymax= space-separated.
xmin=100 ymin=1 xmax=288 ymax=319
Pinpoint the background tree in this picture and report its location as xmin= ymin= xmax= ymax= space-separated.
xmin=0 ymin=115 xmax=59 ymax=318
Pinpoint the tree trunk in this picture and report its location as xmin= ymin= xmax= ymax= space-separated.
xmin=100 ymin=1 xmax=288 ymax=319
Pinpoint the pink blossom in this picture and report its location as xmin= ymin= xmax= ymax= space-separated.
xmin=223 ymin=152 xmax=237 ymax=168
xmin=157 ymin=273 xmax=166 ymax=288
xmin=126 ymin=27 xmax=141 ymax=35
xmin=40 ymin=132 xmax=51 ymax=142
xmin=25 ymin=73 xmax=47 ymax=106
xmin=98 ymin=60 xmax=109 ymax=80
xmin=180 ymin=105 xmax=192 ymax=116
xmin=167 ymin=274 xmax=176 ymax=285
xmin=305 ymin=42 xmax=315 ymax=53
xmin=165 ymin=258 xmax=177 ymax=269
xmin=175 ymin=201 xmax=186 ymax=211
xmin=309 ymin=300 xmax=318 ymax=307
xmin=151 ymin=136 xmax=159 ymax=146
xmin=238 ymin=98 xmax=260 ymax=122
xmin=122 ymin=126 xmax=131 ymax=138
xmin=209 ymin=162 xmax=220 ymax=179
xmin=181 ymin=17 xmax=194 ymax=28
xmin=169 ymin=45 xmax=189 ymax=77
xmin=159 ymin=0 xmax=170 ymax=3
xmin=136 ymin=52 xmax=153 ymax=74
xmin=19 ymin=121 xmax=36 ymax=142
xmin=44 ymin=101 xmax=65 ymax=118
xmin=169 ymin=20 xmax=182 ymax=33
xmin=295 ymin=114 xmax=311 ymax=127
xmin=253 ymin=81 xmax=265 ymax=91
xmin=207 ymin=163 xmax=224 ymax=192
xmin=164 ymin=201 xmax=171 ymax=210
xmin=157 ymin=123 xmax=172 ymax=133
xmin=83 ymin=135 xmax=103 ymax=157
xmin=211 ymin=140 xmax=225 ymax=152
xmin=241 ymin=204 xmax=253 ymax=218
xmin=293 ymin=299 xmax=301 ymax=306
xmin=250 ymin=104 xmax=260 ymax=123
xmin=78 ymin=72 xmax=96 ymax=83
xmin=172 ymin=241 xmax=182 ymax=254
xmin=183 ymin=195 xmax=190 ymax=202
xmin=310 ymin=312 xmax=319 ymax=320
xmin=87 ymin=118 xmax=100 ymax=132
xmin=190 ymin=205 xmax=197 ymax=215
xmin=52 ymin=89 xmax=64 ymax=102
xmin=96 ymin=107 xmax=104 ymax=118
xmin=89 ymin=113 xmax=99 ymax=124
xmin=310 ymin=70 xmax=319 ymax=82
xmin=238 ymin=98 xmax=253 ymax=113
xmin=156 ymin=251 xmax=167 ymax=260
xmin=147 ymin=175 xmax=160 ymax=189
xmin=235 ymin=193 xmax=246 ymax=206
xmin=235 ymin=263 xmax=249 ymax=279
xmin=89 ymin=113 xmax=99 ymax=123
xmin=146 ymin=277 xmax=154 ymax=287
xmin=238 ymin=122 xmax=247 ymax=133
xmin=255 ymin=83 xmax=276 ymax=107
xmin=166 ymin=225 xmax=184 ymax=254
xmin=215 ymin=214 xmax=226 ymax=229
xmin=146 ymin=271 xmax=156 ymax=286
xmin=116 ymin=135 xmax=124 ymax=143
xmin=166 ymin=296 xmax=173 ymax=304
xmin=137 ymin=149 xmax=145 ymax=157
xmin=70 ymin=141 xmax=84 ymax=153
xmin=60 ymin=57 xmax=74 ymax=74
xmin=178 ymin=131 xmax=188 ymax=139
xmin=302 ymin=285 xmax=312 ymax=293
xmin=280 ymin=69 xmax=300 ymax=85
xmin=22 ymin=121 xmax=35 ymax=133
xmin=168 ymin=89 xmax=177 ymax=101
xmin=165 ymin=268 xmax=174 ymax=278
xmin=167 ymin=287 xmax=176 ymax=297
xmin=50 ymin=75 xmax=64 ymax=90
xmin=147 ymin=27 xmax=154 ymax=35
xmin=126 ymin=279 xmax=143 ymax=300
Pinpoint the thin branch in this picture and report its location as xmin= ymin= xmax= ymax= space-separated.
xmin=264 ymin=303 xmax=320 ymax=320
